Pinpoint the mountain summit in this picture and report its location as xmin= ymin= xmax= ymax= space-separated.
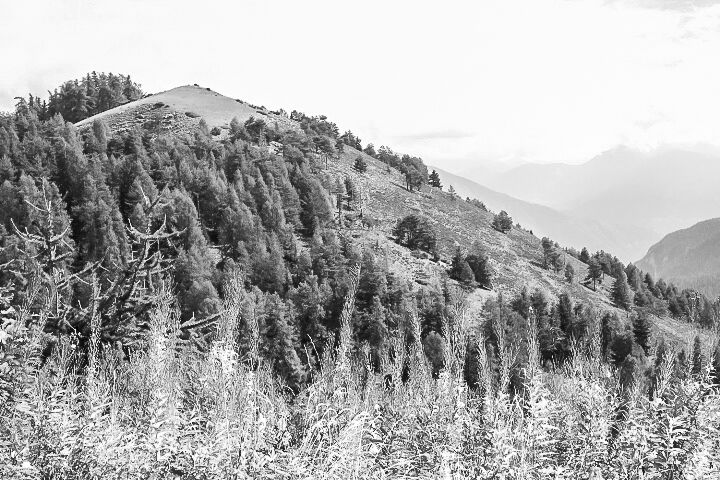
xmin=77 ymin=84 xmax=297 ymax=135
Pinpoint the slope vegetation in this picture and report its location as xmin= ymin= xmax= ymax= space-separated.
xmin=76 ymin=86 xmax=700 ymax=345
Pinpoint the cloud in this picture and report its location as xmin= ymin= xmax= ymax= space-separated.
xmin=609 ymin=0 xmax=720 ymax=11
xmin=3 ymin=0 xmax=720 ymax=169
xmin=390 ymin=129 xmax=475 ymax=141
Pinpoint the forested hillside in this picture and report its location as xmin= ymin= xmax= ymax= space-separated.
xmin=1 ymin=74 xmax=719 ymax=478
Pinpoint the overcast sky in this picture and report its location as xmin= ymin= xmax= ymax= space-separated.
xmin=2 ymin=0 xmax=720 ymax=169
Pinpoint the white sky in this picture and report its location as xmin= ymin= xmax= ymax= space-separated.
xmin=2 ymin=0 xmax=720 ymax=168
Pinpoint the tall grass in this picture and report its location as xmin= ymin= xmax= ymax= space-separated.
xmin=1 ymin=279 xmax=719 ymax=479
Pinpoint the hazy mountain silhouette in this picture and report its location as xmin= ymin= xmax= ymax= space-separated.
xmin=475 ymin=146 xmax=720 ymax=260
xmin=636 ymin=218 xmax=720 ymax=298
xmin=432 ymin=166 xmax=651 ymax=257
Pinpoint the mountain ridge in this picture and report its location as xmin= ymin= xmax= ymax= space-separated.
xmin=636 ymin=217 xmax=720 ymax=298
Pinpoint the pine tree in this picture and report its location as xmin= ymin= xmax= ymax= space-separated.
xmin=585 ymin=258 xmax=603 ymax=291
xmin=600 ymin=312 xmax=614 ymax=360
xmin=579 ymin=247 xmax=590 ymax=264
xmin=510 ymin=286 xmax=532 ymax=319
xmin=564 ymin=263 xmax=575 ymax=283
xmin=363 ymin=143 xmax=376 ymax=157
xmin=610 ymin=331 xmax=633 ymax=366
xmin=644 ymin=272 xmax=655 ymax=289
xmin=632 ymin=312 xmax=651 ymax=355
xmin=612 ymin=269 xmax=634 ymax=310
xmin=353 ymin=156 xmax=367 ymax=173
xmin=712 ymin=343 xmax=720 ymax=385
xmin=423 ymin=331 xmax=446 ymax=377
xmin=263 ymin=293 xmax=305 ymax=390
xmin=428 ymin=169 xmax=442 ymax=188
xmin=618 ymin=355 xmax=638 ymax=394
xmin=691 ymin=335 xmax=704 ymax=375
xmin=466 ymin=247 xmax=492 ymax=289
xmin=492 ymin=210 xmax=513 ymax=234
xmin=551 ymin=249 xmax=564 ymax=273
xmin=541 ymin=237 xmax=554 ymax=269
xmin=625 ymin=263 xmax=643 ymax=291
xmin=448 ymin=248 xmax=474 ymax=287
xmin=557 ymin=292 xmax=574 ymax=335
xmin=289 ymin=276 xmax=332 ymax=358
xmin=393 ymin=214 xmax=437 ymax=256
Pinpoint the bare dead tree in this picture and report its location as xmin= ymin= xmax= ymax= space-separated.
xmin=10 ymin=183 xmax=88 ymax=333
xmin=92 ymin=195 xmax=183 ymax=344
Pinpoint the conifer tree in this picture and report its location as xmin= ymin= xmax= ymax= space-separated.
xmin=72 ymin=174 xmax=128 ymax=272
xmin=448 ymin=248 xmax=474 ymax=287
xmin=428 ymin=169 xmax=442 ymax=188
xmin=511 ymin=286 xmax=532 ymax=319
xmin=557 ymin=292 xmax=574 ymax=335
xmin=625 ymin=263 xmax=643 ymax=291
xmin=551 ymin=249 xmax=564 ymax=273
xmin=263 ymin=293 xmax=305 ymax=390
xmin=644 ymin=272 xmax=656 ymax=293
xmin=363 ymin=143 xmax=376 ymax=157
xmin=691 ymin=335 xmax=704 ymax=375
xmin=632 ymin=311 xmax=651 ymax=355
xmin=423 ymin=331 xmax=446 ymax=377
xmin=585 ymin=258 xmax=603 ymax=291
xmin=600 ymin=312 xmax=614 ymax=359
xmin=289 ymin=276 xmax=332 ymax=359
xmin=579 ymin=247 xmax=590 ymax=264
xmin=466 ymin=245 xmax=492 ymax=289
xmin=393 ymin=214 xmax=437 ymax=256
xmin=492 ymin=210 xmax=513 ymax=233
xmin=541 ymin=237 xmax=554 ymax=269
xmin=612 ymin=269 xmax=634 ymax=310
xmin=564 ymin=263 xmax=575 ymax=283
xmin=712 ymin=343 xmax=720 ymax=385
xmin=610 ymin=331 xmax=633 ymax=366
xmin=353 ymin=156 xmax=367 ymax=173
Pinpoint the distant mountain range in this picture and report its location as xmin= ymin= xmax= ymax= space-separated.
xmin=433 ymin=166 xmax=651 ymax=260
xmin=457 ymin=146 xmax=720 ymax=261
xmin=636 ymin=218 xmax=720 ymax=299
